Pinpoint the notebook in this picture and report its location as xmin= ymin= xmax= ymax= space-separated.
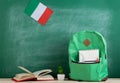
xmin=79 ymin=49 xmax=99 ymax=63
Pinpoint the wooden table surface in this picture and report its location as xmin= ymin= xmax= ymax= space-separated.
xmin=0 ymin=78 xmax=120 ymax=83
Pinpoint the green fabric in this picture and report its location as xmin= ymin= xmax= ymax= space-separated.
xmin=69 ymin=30 xmax=108 ymax=81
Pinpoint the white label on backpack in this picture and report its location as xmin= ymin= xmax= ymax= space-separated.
xmin=79 ymin=49 xmax=99 ymax=63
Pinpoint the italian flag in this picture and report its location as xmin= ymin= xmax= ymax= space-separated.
xmin=25 ymin=0 xmax=53 ymax=25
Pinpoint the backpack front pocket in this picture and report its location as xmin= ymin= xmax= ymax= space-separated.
xmin=69 ymin=61 xmax=100 ymax=81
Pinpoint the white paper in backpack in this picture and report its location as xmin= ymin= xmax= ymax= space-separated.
xmin=79 ymin=49 xmax=99 ymax=63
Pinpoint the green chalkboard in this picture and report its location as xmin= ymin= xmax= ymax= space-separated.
xmin=0 ymin=0 xmax=120 ymax=78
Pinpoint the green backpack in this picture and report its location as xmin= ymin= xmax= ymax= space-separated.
xmin=69 ymin=30 xmax=108 ymax=81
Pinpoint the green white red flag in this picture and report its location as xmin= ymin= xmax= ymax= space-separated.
xmin=25 ymin=0 xmax=53 ymax=25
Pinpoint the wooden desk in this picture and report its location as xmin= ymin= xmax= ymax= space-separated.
xmin=0 ymin=78 xmax=120 ymax=83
